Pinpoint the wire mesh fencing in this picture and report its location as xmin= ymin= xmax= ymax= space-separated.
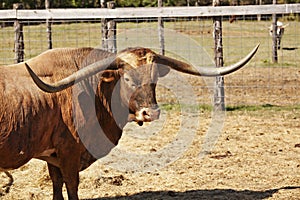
xmin=0 ymin=11 xmax=299 ymax=108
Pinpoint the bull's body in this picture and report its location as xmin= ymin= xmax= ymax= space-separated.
xmin=269 ymin=21 xmax=289 ymax=49
xmin=0 ymin=48 xmax=122 ymax=199
xmin=0 ymin=45 xmax=259 ymax=200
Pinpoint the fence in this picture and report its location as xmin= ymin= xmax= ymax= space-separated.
xmin=0 ymin=4 xmax=299 ymax=107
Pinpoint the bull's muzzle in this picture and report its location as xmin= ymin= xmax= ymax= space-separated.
xmin=128 ymin=107 xmax=161 ymax=126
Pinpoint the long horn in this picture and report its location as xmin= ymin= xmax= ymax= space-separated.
xmin=25 ymin=56 xmax=116 ymax=93
xmin=156 ymin=44 xmax=259 ymax=77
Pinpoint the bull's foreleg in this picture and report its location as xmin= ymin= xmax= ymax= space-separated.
xmin=47 ymin=163 xmax=64 ymax=200
xmin=277 ymin=37 xmax=281 ymax=49
xmin=58 ymin=145 xmax=81 ymax=200
xmin=62 ymin=169 xmax=79 ymax=200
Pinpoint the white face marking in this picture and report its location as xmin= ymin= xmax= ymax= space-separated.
xmin=135 ymin=107 xmax=160 ymax=123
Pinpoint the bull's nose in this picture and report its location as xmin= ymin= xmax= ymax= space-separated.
xmin=136 ymin=107 xmax=160 ymax=122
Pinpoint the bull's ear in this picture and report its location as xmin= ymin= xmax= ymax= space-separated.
xmin=158 ymin=65 xmax=170 ymax=77
xmin=101 ymin=70 xmax=119 ymax=82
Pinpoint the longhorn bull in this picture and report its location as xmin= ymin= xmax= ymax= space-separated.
xmin=0 ymin=45 xmax=259 ymax=200
xmin=269 ymin=21 xmax=289 ymax=49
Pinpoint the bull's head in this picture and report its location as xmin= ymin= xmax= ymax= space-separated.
xmin=116 ymin=48 xmax=171 ymax=125
xmin=268 ymin=21 xmax=289 ymax=49
xmin=268 ymin=21 xmax=289 ymax=36
xmin=25 ymin=45 xmax=259 ymax=126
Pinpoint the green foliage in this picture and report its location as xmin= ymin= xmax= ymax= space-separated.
xmin=226 ymin=104 xmax=300 ymax=112
xmin=160 ymin=103 xmax=300 ymax=112
xmin=0 ymin=0 xmax=100 ymax=9
xmin=0 ymin=0 xmax=299 ymax=9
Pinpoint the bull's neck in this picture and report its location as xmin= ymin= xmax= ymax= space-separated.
xmin=95 ymin=78 xmax=128 ymax=145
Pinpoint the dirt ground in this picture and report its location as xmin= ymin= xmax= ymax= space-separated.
xmin=0 ymin=66 xmax=300 ymax=200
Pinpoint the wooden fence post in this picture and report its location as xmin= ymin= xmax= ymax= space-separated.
xmin=13 ymin=3 xmax=24 ymax=64
xmin=101 ymin=0 xmax=108 ymax=50
xmin=158 ymin=0 xmax=165 ymax=55
xmin=272 ymin=0 xmax=278 ymax=63
xmin=212 ymin=0 xmax=225 ymax=111
xmin=101 ymin=1 xmax=117 ymax=53
xmin=257 ymin=0 xmax=262 ymax=21
xmin=45 ymin=0 xmax=52 ymax=49
xmin=107 ymin=1 xmax=117 ymax=53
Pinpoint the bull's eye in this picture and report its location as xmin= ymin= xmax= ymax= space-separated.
xmin=124 ymin=75 xmax=137 ymax=89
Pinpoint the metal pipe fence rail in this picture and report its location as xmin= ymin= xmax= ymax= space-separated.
xmin=0 ymin=4 xmax=299 ymax=107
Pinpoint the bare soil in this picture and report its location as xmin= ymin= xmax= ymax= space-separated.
xmin=1 ymin=67 xmax=300 ymax=200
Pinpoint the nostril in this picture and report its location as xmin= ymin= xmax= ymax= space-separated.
xmin=142 ymin=110 xmax=148 ymax=116
xmin=136 ymin=107 xmax=160 ymax=122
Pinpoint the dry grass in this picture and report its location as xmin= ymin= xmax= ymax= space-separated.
xmin=0 ymin=18 xmax=299 ymax=199
xmin=0 ymin=66 xmax=299 ymax=199
xmin=0 ymin=108 xmax=299 ymax=200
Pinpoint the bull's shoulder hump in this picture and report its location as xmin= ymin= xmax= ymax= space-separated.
xmin=40 ymin=47 xmax=114 ymax=57
xmin=29 ymin=47 xmax=114 ymax=64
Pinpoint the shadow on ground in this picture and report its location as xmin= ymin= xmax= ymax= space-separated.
xmin=282 ymin=47 xmax=298 ymax=51
xmin=84 ymin=186 xmax=300 ymax=200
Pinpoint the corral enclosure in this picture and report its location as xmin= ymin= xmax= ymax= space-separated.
xmin=0 ymin=4 xmax=300 ymax=200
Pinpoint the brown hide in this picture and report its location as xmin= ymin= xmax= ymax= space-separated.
xmin=0 ymin=48 xmax=123 ymax=200
xmin=0 ymin=60 xmax=58 ymax=169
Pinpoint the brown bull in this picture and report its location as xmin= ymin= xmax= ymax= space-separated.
xmin=0 ymin=44 xmax=259 ymax=200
